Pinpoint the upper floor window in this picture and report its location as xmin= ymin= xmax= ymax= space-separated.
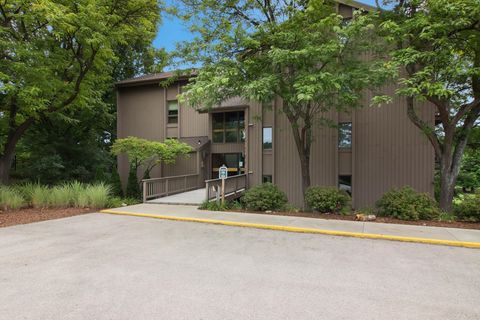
xmin=263 ymin=127 xmax=272 ymax=150
xmin=338 ymin=122 xmax=352 ymax=149
xmin=212 ymin=111 xmax=245 ymax=143
xmin=167 ymin=100 xmax=178 ymax=124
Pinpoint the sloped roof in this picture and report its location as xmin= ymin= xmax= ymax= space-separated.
xmin=116 ymin=71 xmax=195 ymax=87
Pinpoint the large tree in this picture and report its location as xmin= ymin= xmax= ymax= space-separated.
xmin=376 ymin=0 xmax=480 ymax=211
xmin=0 ymin=0 xmax=161 ymax=184
xmin=175 ymin=0 xmax=389 ymax=201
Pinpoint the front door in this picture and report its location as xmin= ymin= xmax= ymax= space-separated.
xmin=211 ymin=153 xmax=245 ymax=179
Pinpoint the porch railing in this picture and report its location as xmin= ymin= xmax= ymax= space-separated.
xmin=142 ymin=174 xmax=200 ymax=202
xmin=205 ymin=174 xmax=247 ymax=201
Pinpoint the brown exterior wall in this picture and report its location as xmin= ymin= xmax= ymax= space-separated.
xmin=117 ymin=78 xmax=435 ymax=208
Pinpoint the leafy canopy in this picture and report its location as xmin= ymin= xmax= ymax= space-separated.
xmin=0 ymin=0 xmax=161 ymax=151
xmin=111 ymin=137 xmax=193 ymax=176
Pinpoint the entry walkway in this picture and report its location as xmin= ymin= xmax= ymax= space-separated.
xmin=102 ymin=203 xmax=480 ymax=248
xmin=148 ymin=188 xmax=206 ymax=205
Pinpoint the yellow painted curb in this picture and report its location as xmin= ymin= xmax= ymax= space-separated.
xmin=100 ymin=209 xmax=480 ymax=249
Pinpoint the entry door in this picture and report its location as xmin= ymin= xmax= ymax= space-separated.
xmin=211 ymin=153 xmax=245 ymax=179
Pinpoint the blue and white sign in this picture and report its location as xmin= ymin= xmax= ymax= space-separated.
xmin=219 ymin=165 xmax=228 ymax=179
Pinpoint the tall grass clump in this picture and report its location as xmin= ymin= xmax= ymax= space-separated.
xmin=79 ymin=182 xmax=112 ymax=209
xmin=0 ymin=186 xmax=26 ymax=210
xmin=30 ymin=184 xmax=51 ymax=208
xmin=50 ymin=183 xmax=74 ymax=207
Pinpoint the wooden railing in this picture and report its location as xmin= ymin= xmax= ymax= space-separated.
xmin=142 ymin=174 xmax=200 ymax=202
xmin=205 ymin=174 xmax=247 ymax=201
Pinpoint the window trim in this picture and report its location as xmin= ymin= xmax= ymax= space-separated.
xmin=338 ymin=122 xmax=352 ymax=149
xmin=212 ymin=111 xmax=245 ymax=144
xmin=167 ymin=100 xmax=179 ymax=125
xmin=263 ymin=127 xmax=273 ymax=150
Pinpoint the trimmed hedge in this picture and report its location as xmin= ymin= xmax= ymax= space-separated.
xmin=376 ymin=186 xmax=440 ymax=221
xmin=242 ymin=183 xmax=287 ymax=211
xmin=305 ymin=186 xmax=351 ymax=213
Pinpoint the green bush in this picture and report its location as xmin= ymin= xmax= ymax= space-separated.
xmin=376 ymin=186 xmax=440 ymax=221
xmin=242 ymin=183 xmax=287 ymax=211
xmin=0 ymin=186 xmax=26 ymax=210
xmin=305 ymin=186 xmax=351 ymax=213
xmin=199 ymin=200 xmax=230 ymax=211
xmin=50 ymin=184 xmax=74 ymax=208
xmin=454 ymin=191 xmax=480 ymax=222
xmin=126 ymin=165 xmax=141 ymax=199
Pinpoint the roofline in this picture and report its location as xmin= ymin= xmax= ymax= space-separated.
xmin=115 ymin=70 xmax=196 ymax=88
xmin=337 ymin=0 xmax=377 ymax=12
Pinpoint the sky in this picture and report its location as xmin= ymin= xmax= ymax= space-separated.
xmin=153 ymin=0 xmax=380 ymax=52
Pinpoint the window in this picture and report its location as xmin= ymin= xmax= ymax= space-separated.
xmin=338 ymin=122 xmax=352 ymax=148
xmin=262 ymin=175 xmax=272 ymax=183
xmin=212 ymin=111 xmax=245 ymax=143
xmin=339 ymin=175 xmax=352 ymax=195
xmin=167 ymin=100 xmax=178 ymax=124
xmin=263 ymin=127 xmax=272 ymax=150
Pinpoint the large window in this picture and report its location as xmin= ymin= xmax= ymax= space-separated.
xmin=167 ymin=100 xmax=178 ymax=124
xmin=212 ymin=111 xmax=245 ymax=143
xmin=339 ymin=175 xmax=352 ymax=195
xmin=263 ymin=127 xmax=272 ymax=150
xmin=338 ymin=122 xmax=352 ymax=149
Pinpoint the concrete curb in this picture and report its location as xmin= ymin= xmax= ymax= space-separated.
xmin=100 ymin=209 xmax=480 ymax=249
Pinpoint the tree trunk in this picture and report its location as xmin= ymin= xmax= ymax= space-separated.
xmin=439 ymin=164 xmax=456 ymax=213
xmin=0 ymin=153 xmax=15 ymax=185
xmin=0 ymin=118 xmax=34 ymax=185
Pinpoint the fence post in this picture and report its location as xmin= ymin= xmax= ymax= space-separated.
xmin=166 ymin=179 xmax=169 ymax=196
xmin=184 ymin=175 xmax=187 ymax=191
xmin=205 ymin=181 xmax=209 ymax=201
xmin=142 ymin=180 xmax=147 ymax=203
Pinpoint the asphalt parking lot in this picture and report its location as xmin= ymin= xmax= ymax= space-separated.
xmin=1 ymin=213 xmax=479 ymax=320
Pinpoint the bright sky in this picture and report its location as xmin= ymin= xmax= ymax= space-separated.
xmin=153 ymin=0 xmax=380 ymax=52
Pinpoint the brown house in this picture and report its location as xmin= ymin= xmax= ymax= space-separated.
xmin=116 ymin=2 xmax=435 ymax=209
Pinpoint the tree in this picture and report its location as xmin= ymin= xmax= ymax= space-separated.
xmin=175 ymin=0 xmax=389 ymax=201
xmin=111 ymin=136 xmax=192 ymax=188
xmin=376 ymin=0 xmax=480 ymax=211
xmin=0 ymin=0 xmax=160 ymax=184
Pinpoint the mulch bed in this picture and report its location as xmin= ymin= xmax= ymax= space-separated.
xmin=230 ymin=209 xmax=480 ymax=230
xmin=0 ymin=207 xmax=94 ymax=228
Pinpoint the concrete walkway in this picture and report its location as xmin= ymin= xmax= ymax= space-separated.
xmin=103 ymin=203 xmax=480 ymax=246
xmin=148 ymin=188 xmax=206 ymax=205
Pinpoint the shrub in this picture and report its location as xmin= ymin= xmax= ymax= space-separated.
xmin=126 ymin=166 xmax=141 ymax=199
xmin=0 ymin=186 xmax=26 ymax=210
xmin=242 ymin=183 xmax=287 ymax=211
xmin=376 ymin=186 xmax=440 ymax=221
xmin=454 ymin=191 xmax=480 ymax=222
xmin=199 ymin=200 xmax=229 ymax=211
xmin=305 ymin=186 xmax=351 ymax=213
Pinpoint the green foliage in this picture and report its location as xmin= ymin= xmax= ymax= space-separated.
xmin=0 ymin=186 xmax=26 ymax=210
xmin=305 ymin=187 xmax=351 ymax=213
xmin=454 ymin=192 xmax=480 ymax=222
xmin=376 ymin=187 xmax=440 ymax=221
xmin=126 ymin=165 xmax=141 ymax=199
xmin=199 ymin=200 xmax=230 ymax=211
xmin=110 ymin=168 xmax=124 ymax=197
xmin=438 ymin=211 xmax=456 ymax=222
xmin=0 ymin=0 xmax=162 ymax=182
xmin=375 ymin=0 xmax=480 ymax=211
xmin=111 ymin=137 xmax=192 ymax=178
xmin=107 ymin=197 xmax=140 ymax=208
xmin=242 ymin=183 xmax=287 ymax=211
xmin=9 ymin=181 xmax=113 ymax=210
xmin=457 ymin=141 xmax=480 ymax=192
xmin=176 ymin=0 xmax=390 ymax=199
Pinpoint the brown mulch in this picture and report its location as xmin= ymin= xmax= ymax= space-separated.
xmin=0 ymin=207 xmax=94 ymax=228
xmin=230 ymin=209 xmax=480 ymax=230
